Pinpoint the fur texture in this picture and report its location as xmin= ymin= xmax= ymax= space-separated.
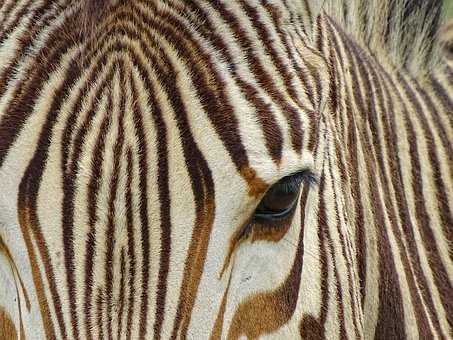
xmin=0 ymin=1 xmax=451 ymax=339
xmin=313 ymin=0 xmax=445 ymax=75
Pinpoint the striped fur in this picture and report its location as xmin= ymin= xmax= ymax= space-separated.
xmin=0 ymin=0 xmax=451 ymax=339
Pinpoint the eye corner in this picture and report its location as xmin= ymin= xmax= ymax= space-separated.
xmin=297 ymin=169 xmax=319 ymax=187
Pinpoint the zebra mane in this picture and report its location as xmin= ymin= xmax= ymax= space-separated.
xmin=315 ymin=0 xmax=445 ymax=75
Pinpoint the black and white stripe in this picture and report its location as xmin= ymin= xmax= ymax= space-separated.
xmin=0 ymin=1 xmax=451 ymax=339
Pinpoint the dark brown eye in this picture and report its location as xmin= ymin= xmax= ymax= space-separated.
xmin=253 ymin=170 xmax=316 ymax=224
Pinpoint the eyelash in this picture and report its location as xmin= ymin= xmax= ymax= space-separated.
xmin=275 ymin=170 xmax=318 ymax=194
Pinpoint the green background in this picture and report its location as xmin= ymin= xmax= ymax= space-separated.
xmin=446 ymin=0 xmax=453 ymax=19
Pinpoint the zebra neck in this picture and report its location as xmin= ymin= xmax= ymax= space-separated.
xmin=311 ymin=13 xmax=453 ymax=338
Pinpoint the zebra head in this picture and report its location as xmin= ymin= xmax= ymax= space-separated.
xmin=0 ymin=0 xmax=451 ymax=339
xmin=69 ymin=1 xmax=326 ymax=338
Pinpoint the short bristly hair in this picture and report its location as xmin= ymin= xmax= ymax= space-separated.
xmin=316 ymin=0 xmax=445 ymax=75
xmin=79 ymin=0 xmax=119 ymax=38
xmin=77 ymin=0 xmax=446 ymax=76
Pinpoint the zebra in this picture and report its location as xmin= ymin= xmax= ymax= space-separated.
xmin=0 ymin=0 xmax=451 ymax=339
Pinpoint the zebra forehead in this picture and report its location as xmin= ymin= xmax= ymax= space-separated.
xmin=79 ymin=0 xmax=120 ymax=35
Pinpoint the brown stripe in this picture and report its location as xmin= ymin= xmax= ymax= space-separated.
xmin=335 ymin=22 xmax=438 ymax=338
xmin=132 ymin=2 xmax=255 ymax=167
xmin=208 ymin=0 xmax=304 ymax=152
xmin=56 ymin=28 xmax=137 ymax=340
xmin=159 ymin=0 xmax=286 ymax=162
xmin=158 ymin=66 xmax=216 ymax=340
xmin=83 ymin=93 xmax=114 ymax=340
xmin=414 ymin=79 xmax=452 ymax=156
xmin=328 ymin=25 xmax=370 ymax=314
xmin=0 ymin=0 xmax=40 ymax=44
xmin=76 ymin=15 xmax=276 ymax=334
xmin=96 ymin=288 xmax=104 ymax=340
xmin=15 ymin=34 xmax=84 ymax=340
xmin=227 ymin=186 xmax=309 ymax=339
xmin=320 ymin=157 xmax=348 ymax=339
xmin=0 ymin=0 xmax=20 ymax=26
xmin=359 ymin=68 xmax=424 ymax=340
xmin=0 ymin=11 xmax=80 ymax=167
xmin=395 ymin=72 xmax=450 ymax=338
xmin=63 ymin=64 xmax=119 ymax=340
xmin=326 ymin=22 xmax=367 ymax=314
xmin=124 ymin=148 xmax=136 ymax=340
xmin=85 ymin=12 xmax=219 ymax=336
xmin=210 ymin=267 xmax=234 ymax=340
xmin=0 ymin=307 xmax=18 ymax=340
xmin=327 ymin=158 xmax=361 ymax=338
xmin=129 ymin=68 xmax=171 ymax=340
xmin=117 ymin=249 xmax=126 ymax=340
xmin=446 ymin=65 xmax=453 ymax=86
xmin=401 ymin=74 xmax=453 ymax=240
xmin=17 ymin=205 xmax=56 ymax=339
xmin=0 ymin=1 xmax=56 ymax=98
xmin=0 ymin=2 xmax=70 ymax=104
xmin=261 ymin=0 xmax=316 ymax=106
xmin=298 ymin=119 xmax=329 ymax=339
xmin=350 ymin=102 xmax=408 ymax=340
xmin=129 ymin=72 xmax=152 ymax=340
xmin=331 ymin=23 xmax=410 ymax=339
xmin=376 ymin=66 xmax=453 ymax=336
xmin=105 ymin=69 xmax=126 ymax=340
xmin=240 ymin=0 xmax=312 ymax=110
xmin=71 ymin=30 xmax=166 ymax=339
xmin=429 ymin=75 xmax=453 ymax=120
xmin=300 ymin=171 xmax=328 ymax=340
xmin=128 ymin=65 xmax=171 ymax=340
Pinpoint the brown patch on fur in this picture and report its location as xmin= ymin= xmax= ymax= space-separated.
xmin=249 ymin=218 xmax=293 ymax=244
xmin=240 ymin=167 xmax=268 ymax=198
xmin=300 ymin=314 xmax=324 ymax=340
xmin=0 ymin=307 xmax=18 ymax=340
xmin=231 ymin=278 xmax=302 ymax=339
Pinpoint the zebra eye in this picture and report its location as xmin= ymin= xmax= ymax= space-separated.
xmin=253 ymin=170 xmax=315 ymax=224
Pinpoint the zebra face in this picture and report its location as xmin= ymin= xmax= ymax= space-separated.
xmin=0 ymin=1 xmax=325 ymax=339
xmin=137 ymin=40 xmax=320 ymax=335
xmin=164 ymin=145 xmax=318 ymax=339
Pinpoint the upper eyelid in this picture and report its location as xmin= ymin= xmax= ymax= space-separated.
xmin=297 ymin=170 xmax=318 ymax=185
xmin=272 ymin=169 xmax=318 ymax=193
xmin=279 ymin=170 xmax=318 ymax=186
